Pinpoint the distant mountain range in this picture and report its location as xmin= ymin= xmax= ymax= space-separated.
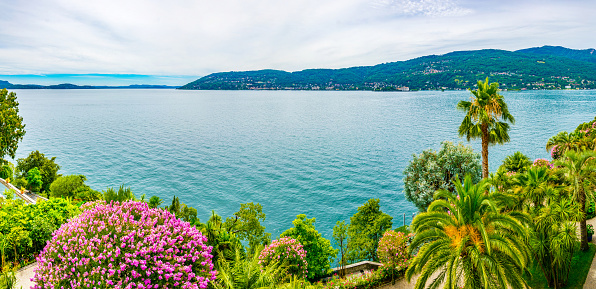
xmin=179 ymin=46 xmax=596 ymax=91
xmin=0 ymin=80 xmax=178 ymax=89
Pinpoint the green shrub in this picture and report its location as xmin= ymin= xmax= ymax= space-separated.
xmin=587 ymin=201 xmax=596 ymax=219
xmin=403 ymin=141 xmax=481 ymax=211
xmin=500 ymin=151 xmax=532 ymax=173
xmin=50 ymin=175 xmax=100 ymax=200
xmin=0 ymin=197 xmax=79 ymax=267
xmin=0 ymin=164 xmax=13 ymax=180
xmin=103 ymin=185 xmax=135 ymax=203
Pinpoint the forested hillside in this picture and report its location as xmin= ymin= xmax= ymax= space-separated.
xmin=179 ymin=46 xmax=596 ymax=91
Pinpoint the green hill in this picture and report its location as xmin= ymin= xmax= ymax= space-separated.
xmin=179 ymin=46 xmax=596 ymax=91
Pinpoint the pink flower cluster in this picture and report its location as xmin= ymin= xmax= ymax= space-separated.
xmin=377 ymin=231 xmax=412 ymax=270
xmin=550 ymin=145 xmax=561 ymax=159
xmin=32 ymin=201 xmax=216 ymax=289
xmin=258 ymin=237 xmax=308 ymax=278
xmin=533 ymin=158 xmax=554 ymax=169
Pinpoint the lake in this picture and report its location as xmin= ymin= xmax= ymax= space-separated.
xmin=10 ymin=89 xmax=596 ymax=241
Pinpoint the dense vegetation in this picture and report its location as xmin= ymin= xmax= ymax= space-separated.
xmin=179 ymin=46 xmax=596 ymax=91
xmin=403 ymin=82 xmax=596 ymax=288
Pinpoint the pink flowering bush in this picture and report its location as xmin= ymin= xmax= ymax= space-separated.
xmin=533 ymin=158 xmax=554 ymax=169
xmin=258 ymin=237 xmax=308 ymax=279
xmin=377 ymin=231 xmax=411 ymax=270
xmin=550 ymin=145 xmax=562 ymax=159
xmin=32 ymin=201 xmax=216 ymax=289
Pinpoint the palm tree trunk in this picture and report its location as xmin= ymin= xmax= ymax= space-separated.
xmin=481 ymin=124 xmax=489 ymax=179
xmin=580 ymin=190 xmax=589 ymax=251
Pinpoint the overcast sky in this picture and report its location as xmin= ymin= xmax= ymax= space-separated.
xmin=0 ymin=0 xmax=594 ymax=85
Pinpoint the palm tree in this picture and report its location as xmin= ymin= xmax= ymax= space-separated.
xmin=213 ymin=247 xmax=287 ymax=289
xmin=406 ymin=175 xmax=531 ymax=289
xmin=512 ymin=166 xmax=558 ymax=213
xmin=509 ymin=166 xmax=581 ymax=288
xmin=555 ymin=150 xmax=596 ymax=251
xmin=457 ymin=78 xmax=515 ymax=178
xmin=529 ymin=193 xmax=580 ymax=288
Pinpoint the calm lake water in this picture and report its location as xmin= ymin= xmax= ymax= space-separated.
xmin=10 ymin=89 xmax=596 ymax=241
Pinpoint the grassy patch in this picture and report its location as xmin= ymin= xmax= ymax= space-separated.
xmin=525 ymin=243 xmax=596 ymax=288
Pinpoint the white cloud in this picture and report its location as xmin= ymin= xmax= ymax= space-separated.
xmin=371 ymin=0 xmax=472 ymax=17
xmin=0 ymin=0 xmax=594 ymax=83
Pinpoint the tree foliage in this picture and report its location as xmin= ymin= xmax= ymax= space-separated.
xmin=167 ymin=196 xmax=198 ymax=223
xmin=16 ymin=151 xmax=60 ymax=193
xmin=195 ymin=211 xmax=243 ymax=270
xmin=511 ymin=166 xmax=581 ymax=288
xmin=332 ymin=221 xmax=348 ymax=278
xmin=403 ymin=141 xmax=481 ymax=211
xmin=555 ymin=150 xmax=596 ymax=252
xmin=281 ymin=214 xmax=337 ymax=280
xmin=103 ymin=185 xmax=135 ymax=203
xmin=347 ymin=199 xmax=393 ymax=263
xmin=26 ymin=167 xmax=43 ymax=192
xmin=224 ymin=202 xmax=271 ymax=253
xmin=500 ymin=151 xmax=532 ymax=173
xmin=0 ymin=89 xmax=25 ymax=161
xmin=0 ymin=197 xmax=79 ymax=266
xmin=49 ymin=174 xmax=101 ymax=201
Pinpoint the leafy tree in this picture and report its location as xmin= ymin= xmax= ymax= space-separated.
xmin=167 ymin=196 xmax=198 ymax=223
xmin=0 ymin=89 xmax=26 ymax=161
xmin=147 ymin=195 xmax=163 ymax=208
xmin=16 ymin=151 xmax=61 ymax=193
xmin=457 ymin=77 xmax=515 ymax=178
xmin=347 ymin=199 xmax=392 ymax=263
xmin=403 ymin=141 xmax=481 ymax=211
xmin=555 ymin=150 xmax=596 ymax=251
xmin=26 ymin=167 xmax=43 ymax=192
xmin=281 ymin=214 xmax=337 ymax=280
xmin=500 ymin=151 xmax=532 ymax=173
xmin=406 ymin=175 xmax=531 ymax=289
xmin=50 ymin=174 xmax=101 ymax=200
xmin=224 ymin=202 xmax=271 ymax=253
xmin=0 ymin=163 xmax=13 ymax=180
xmin=103 ymin=185 xmax=135 ymax=203
xmin=332 ymin=220 xmax=348 ymax=278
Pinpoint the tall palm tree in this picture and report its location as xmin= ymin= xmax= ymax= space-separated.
xmin=457 ymin=78 xmax=515 ymax=178
xmin=555 ymin=150 xmax=596 ymax=251
xmin=406 ymin=175 xmax=531 ymax=289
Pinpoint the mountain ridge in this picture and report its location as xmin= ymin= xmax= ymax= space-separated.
xmin=179 ymin=46 xmax=596 ymax=91
xmin=0 ymin=80 xmax=179 ymax=89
